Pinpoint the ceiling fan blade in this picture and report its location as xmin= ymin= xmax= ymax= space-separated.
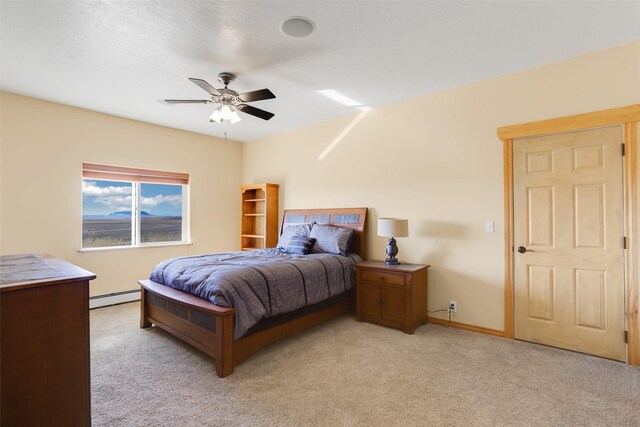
xmin=188 ymin=78 xmax=221 ymax=96
xmin=237 ymin=104 xmax=275 ymax=120
xmin=163 ymin=99 xmax=212 ymax=104
xmin=239 ymin=88 xmax=276 ymax=102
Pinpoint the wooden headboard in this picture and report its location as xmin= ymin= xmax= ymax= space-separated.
xmin=281 ymin=208 xmax=368 ymax=259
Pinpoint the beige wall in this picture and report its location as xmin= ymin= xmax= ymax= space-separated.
xmin=0 ymin=92 xmax=242 ymax=296
xmin=243 ymin=41 xmax=640 ymax=331
xmin=1 ymin=42 xmax=638 ymax=327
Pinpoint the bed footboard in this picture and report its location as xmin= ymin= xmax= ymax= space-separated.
xmin=139 ymin=280 xmax=235 ymax=377
xmin=139 ymin=279 xmax=354 ymax=378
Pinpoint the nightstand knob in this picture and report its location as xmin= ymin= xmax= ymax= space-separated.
xmin=379 ymin=275 xmax=384 ymax=280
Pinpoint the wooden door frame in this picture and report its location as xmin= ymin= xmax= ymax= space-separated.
xmin=497 ymin=105 xmax=640 ymax=366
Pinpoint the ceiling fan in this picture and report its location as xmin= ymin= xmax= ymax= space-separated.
xmin=164 ymin=72 xmax=275 ymax=123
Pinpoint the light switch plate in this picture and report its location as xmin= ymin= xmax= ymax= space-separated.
xmin=485 ymin=221 xmax=494 ymax=233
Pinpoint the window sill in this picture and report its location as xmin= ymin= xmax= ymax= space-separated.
xmin=78 ymin=242 xmax=193 ymax=253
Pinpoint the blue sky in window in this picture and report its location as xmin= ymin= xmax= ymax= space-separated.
xmin=83 ymin=180 xmax=132 ymax=216
xmin=140 ymin=183 xmax=182 ymax=216
xmin=82 ymin=180 xmax=182 ymax=217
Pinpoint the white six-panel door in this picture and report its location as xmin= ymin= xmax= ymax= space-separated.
xmin=513 ymin=126 xmax=626 ymax=361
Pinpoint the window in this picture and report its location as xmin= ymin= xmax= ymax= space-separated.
xmin=82 ymin=180 xmax=134 ymax=247
xmin=82 ymin=163 xmax=189 ymax=249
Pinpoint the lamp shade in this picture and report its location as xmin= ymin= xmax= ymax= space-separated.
xmin=230 ymin=111 xmax=241 ymax=124
xmin=220 ymin=104 xmax=232 ymax=120
xmin=209 ymin=109 xmax=222 ymax=123
xmin=377 ymin=218 xmax=409 ymax=238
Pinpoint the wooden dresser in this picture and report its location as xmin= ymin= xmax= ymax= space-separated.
xmin=355 ymin=261 xmax=430 ymax=334
xmin=0 ymin=254 xmax=96 ymax=427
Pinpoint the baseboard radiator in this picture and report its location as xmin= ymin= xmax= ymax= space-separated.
xmin=89 ymin=289 xmax=140 ymax=309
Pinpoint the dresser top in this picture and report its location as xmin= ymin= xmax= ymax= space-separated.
xmin=0 ymin=253 xmax=96 ymax=292
xmin=356 ymin=260 xmax=430 ymax=273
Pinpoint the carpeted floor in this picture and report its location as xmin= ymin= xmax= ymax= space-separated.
xmin=91 ymin=302 xmax=640 ymax=426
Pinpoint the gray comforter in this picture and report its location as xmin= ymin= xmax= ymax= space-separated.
xmin=150 ymin=249 xmax=362 ymax=339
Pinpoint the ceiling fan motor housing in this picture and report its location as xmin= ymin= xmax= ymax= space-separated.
xmin=216 ymin=88 xmax=241 ymax=105
xmin=217 ymin=72 xmax=236 ymax=87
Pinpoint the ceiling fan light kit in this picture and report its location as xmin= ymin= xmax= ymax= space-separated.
xmin=165 ymin=72 xmax=275 ymax=125
xmin=209 ymin=104 xmax=241 ymax=124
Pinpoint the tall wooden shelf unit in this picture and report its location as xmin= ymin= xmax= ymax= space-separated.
xmin=241 ymin=183 xmax=279 ymax=251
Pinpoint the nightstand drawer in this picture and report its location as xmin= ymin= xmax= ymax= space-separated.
xmin=361 ymin=270 xmax=405 ymax=286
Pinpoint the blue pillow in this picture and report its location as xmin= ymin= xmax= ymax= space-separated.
xmin=284 ymin=236 xmax=316 ymax=255
xmin=309 ymin=224 xmax=354 ymax=255
xmin=277 ymin=223 xmax=313 ymax=249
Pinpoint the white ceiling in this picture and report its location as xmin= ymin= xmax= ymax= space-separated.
xmin=1 ymin=1 xmax=639 ymax=142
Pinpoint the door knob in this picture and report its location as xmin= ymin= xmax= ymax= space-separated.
xmin=517 ymin=246 xmax=533 ymax=254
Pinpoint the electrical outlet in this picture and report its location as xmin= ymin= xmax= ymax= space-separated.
xmin=449 ymin=300 xmax=457 ymax=313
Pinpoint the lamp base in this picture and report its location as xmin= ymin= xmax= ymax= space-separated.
xmin=385 ymin=237 xmax=400 ymax=265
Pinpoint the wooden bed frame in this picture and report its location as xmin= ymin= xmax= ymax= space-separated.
xmin=139 ymin=207 xmax=367 ymax=377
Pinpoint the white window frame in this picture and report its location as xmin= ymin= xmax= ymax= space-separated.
xmin=80 ymin=163 xmax=190 ymax=251
xmin=135 ymin=181 xmax=190 ymax=247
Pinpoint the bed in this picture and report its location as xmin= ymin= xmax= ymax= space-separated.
xmin=138 ymin=207 xmax=367 ymax=377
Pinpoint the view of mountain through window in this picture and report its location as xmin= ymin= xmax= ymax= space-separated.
xmin=140 ymin=183 xmax=183 ymax=243
xmin=82 ymin=179 xmax=184 ymax=248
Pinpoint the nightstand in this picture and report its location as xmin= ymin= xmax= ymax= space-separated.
xmin=355 ymin=261 xmax=430 ymax=334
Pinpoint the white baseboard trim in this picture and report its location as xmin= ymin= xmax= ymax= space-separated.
xmin=90 ymin=289 xmax=140 ymax=309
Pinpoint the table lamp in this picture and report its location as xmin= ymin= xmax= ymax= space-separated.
xmin=377 ymin=218 xmax=409 ymax=265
